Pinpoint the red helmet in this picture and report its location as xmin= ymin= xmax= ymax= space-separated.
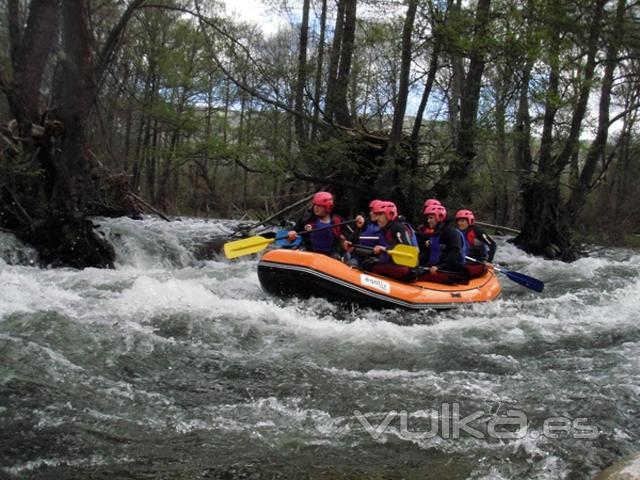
xmin=312 ymin=191 xmax=334 ymax=212
xmin=423 ymin=198 xmax=441 ymax=214
xmin=368 ymin=199 xmax=383 ymax=211
xmin=424 ymin=204 xmax=447 ymax=223
xmin=455 ymin=209 xmax=475 ymax=225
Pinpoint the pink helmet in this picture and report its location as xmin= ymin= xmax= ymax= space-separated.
xmin=371 ymin=201 xmax=397 ymax=221
xmin=381 ymin=201 xmax=398 ymax=221
xmin=424 ymin=204 xmax=447 ymax=223
xmin=312 ymin=191 xmax=334 ymax=212
xmin=423 ymin=198 xmax=441 ymax=214
xmin=455 ymin=209 xmax=475 ymax=225
xmin=368 ymin=199 xmax=383 ymax=211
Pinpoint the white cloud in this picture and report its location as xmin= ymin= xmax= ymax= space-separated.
xmin=221 ymin=0 xmax=290 ymax=36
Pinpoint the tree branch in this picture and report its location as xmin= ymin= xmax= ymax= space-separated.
xmin=235 ymin=158 xmax=265 ymax=174
xmin=608 ymin=102 xmax=640 ymax=126
xmin=95 ymin=0 xmax=147 ymax=89
xmin=140 ymin=1 xmax=389 ymax=143
xmin=288 ymin=171 xmax=368 ymax=192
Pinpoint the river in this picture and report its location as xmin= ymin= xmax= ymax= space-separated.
xmin=1 ymin=216 xmax=639 ymax=479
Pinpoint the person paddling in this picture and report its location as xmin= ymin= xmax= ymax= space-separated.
xmin=416 ymin=199 xmax=442 ymax=237
xmin=455 ymin=209 xmax=497 ymax=278
xmin=363 ymin=201 xmax=415 ymax=280
xmin=343 ymin=199 xmax=383 ymax=267
xmin=360 ymin=199 xmax=383 ymax=246
xmin=417 ymin=204 xmax=468 ymax=283
xmin=287 ymin=191 xmax=347 ymax=259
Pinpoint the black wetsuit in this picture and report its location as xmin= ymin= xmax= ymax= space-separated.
xmin=463 ymin=224 xmax=497 ymax=262
xmin=417 ymin=221 xmax=467 ymax=284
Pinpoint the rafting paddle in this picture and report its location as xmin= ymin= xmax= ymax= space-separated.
xmin=466 ymin=256 xmax=544 ymax=292
xmin=223 ymin=220 xmax=357 ymax=259
xmin=351 ymin=243 xmax=419 ymax=268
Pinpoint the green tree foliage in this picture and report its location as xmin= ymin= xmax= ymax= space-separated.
xmin=3 ymin=0 xmax=640 ymax=265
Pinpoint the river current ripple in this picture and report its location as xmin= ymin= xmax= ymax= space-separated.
xmin=1 ymin=216 xmax=639 ymax=479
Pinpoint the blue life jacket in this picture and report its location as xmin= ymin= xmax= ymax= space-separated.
xmin=372 ymin=227 xmax=391 ymax=264
xmin=359 ymin=223 xmax=381 ymax=248
xmin=428 ymin=235 xmax=441 ymax=265
xmin=458 ymin=229 xmax=469 ymax=264
xmin=428 ymin=228 xmax=468 ymax=265
xmin=309 ymin=218 xmax=335 ymax=253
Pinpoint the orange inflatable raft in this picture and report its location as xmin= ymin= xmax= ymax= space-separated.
xmin=258 ymin=249 xmax=501 ymax=310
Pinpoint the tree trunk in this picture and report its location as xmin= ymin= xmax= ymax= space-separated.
xmin=513 ymin=53 xmax=534 ymax=201
xmin=442 ymin=0 xmax=492 ymax=204
xmin=223 ymin=78 xmax=230 ymax=145
xmin=324 ymin=0 xmax=346 ymax=125
xmin=552 ymin=0 xmax=606 ymax=177
xmin=294 ymin=0 xmax=311 ymax=149
xmin=123 ymin=102 xmax=133 ymax=172
xmin=610 ymin=104 xmax=637 ymax=243
xmin=390 ymin=0 xmax=418 ymax=145
xmin=447 ymin=0 xmax=464 ymax=145
xmin=516 ymin=169 xmax=576 ymax=260
xmin=12 ymin=0 xmax=60 ymax=129
xmin=404 ymin=37 xmax=441 ymax=219
xmin=410 ymin=40 xmax=441 ymax=147
xmin=1 ymin=0 xmax=147 ymax=267
xmin=7 ymin=0 xmax=22 ymax=72
xmin=457 ymin=0 xmax=491 ymax=155
xmin=311 ymin=0 xmax=328 ymax=141
xmin=52 ymin=1 xmax=94 ymax=197
xmin=333 ymin=0 xmax=357 ymax=128
xmin=563 ymin=0 xmax=626 ymax=221
xmin=494 ymin=64 xmax=509 ymax=225
xmin=515 ymin=0 xmax=607 ymax=261
xmin=377 ymin=0 xmax=418 ymax=215
xmin=44 ymin=0 xmax=115 ymax=266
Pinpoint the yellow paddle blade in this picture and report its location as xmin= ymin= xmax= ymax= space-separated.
xmin=387 ymin=244 xmax=419 ymax=267
xmin=223 ymin=235 xmax=276 ymax=259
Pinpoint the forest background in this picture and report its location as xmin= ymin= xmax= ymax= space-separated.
xmin=1 ymin=0 xmax=639 ymax=267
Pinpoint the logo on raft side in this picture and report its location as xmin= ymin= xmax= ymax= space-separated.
xmin=360 ymin=274 xmax=391 ymax=294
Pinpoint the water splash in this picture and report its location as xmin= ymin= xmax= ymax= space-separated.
xmin=1 ymin=217 xmax=638 ymax=479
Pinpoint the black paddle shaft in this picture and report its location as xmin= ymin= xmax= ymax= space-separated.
xmin=296 ymin=219 xmax=357 ymax=235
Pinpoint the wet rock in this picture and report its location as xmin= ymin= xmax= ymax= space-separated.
xmin=193 ymin=237 xmax=228 ymax=260
xmin=594 ymin=453 xmax=640 ymax=480
xmin=543 ymin=243 xmax=561 ymax=259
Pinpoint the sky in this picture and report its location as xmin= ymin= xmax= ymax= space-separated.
xmin=221 ymin=0 xmax=293 ymax=36
xmin=218 ymin=0 xmax=426 ymax=115
xmin=220 ymin=0 xmax=404 ymax=35
xmin=217 ymin=0 xmax=614 ymax=137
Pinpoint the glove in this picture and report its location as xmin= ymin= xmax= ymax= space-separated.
xmin=373 ymin=245 xmax=387 ymax=255
xmin=287 ymin=231 xmax=298 ymax=242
